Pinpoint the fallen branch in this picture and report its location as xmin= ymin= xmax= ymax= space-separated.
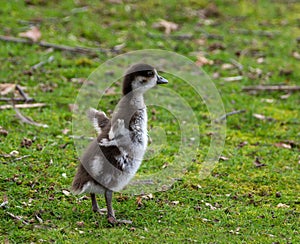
xmin=0 ymin=103 xmax=46 ymax=110
xmin=243 ymin=85 xmax=300 ymax=92
xmin=0 ymin=35 xmax=107 ymax=56
xmin=14 ymin=106 xmax=48 ymax=128
xmin=215 ymin=109 xmax=246 ymax=122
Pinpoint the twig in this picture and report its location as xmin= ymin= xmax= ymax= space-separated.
xmin=0 ymin=35 xmax=107 ymax=56
xmin=230 ymin=58 xmax=243 ymax=71
xmin=35 ymin=214 xmax=44 ymax=224
xmin=13 ymin=155 xmax=30 ymax=161
xmin=0 ymin=201 xmax=8 ymax=208
xmin=0 ymin=103 xmax=46 ymax=110
xmin=222 ymin=76 xmax=243 ymax=82
xmin=215 ymin=109 xmax=246 ymax=122
xmin=243 ymin=85 xmax=300 ymax=92
xmin=13 ymin=106 xmax=48 ymax=128
xmin=7 ymin=211 xmax=29 ymax=225
xmin=32 ymin=55 xmax=54 ymax=70
xmin=69 ymin=135 xmax=94 ymax=141
xmin=15 ymin=85 xmax=33 ymax=102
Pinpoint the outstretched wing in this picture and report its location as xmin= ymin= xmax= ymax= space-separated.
xmin=87 ymin=108 xmax=110 ymax=134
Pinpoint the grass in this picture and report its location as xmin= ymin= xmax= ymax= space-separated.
xmin=0 ymin=0 xmax=299 ymax=243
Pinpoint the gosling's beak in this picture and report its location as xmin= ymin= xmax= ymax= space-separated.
xmin=156 ymin=75 xmax=168 ymax=85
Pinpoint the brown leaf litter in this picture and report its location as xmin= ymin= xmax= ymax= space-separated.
xmin=19 ymin=26 xmax=41 ymax=42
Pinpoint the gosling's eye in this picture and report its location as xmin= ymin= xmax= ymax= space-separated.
xmin=147 ymin=71 xmax=154 ymax=77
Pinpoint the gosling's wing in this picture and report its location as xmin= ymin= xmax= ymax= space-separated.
xmin=87 ymin=108 xmax=110 ymax=134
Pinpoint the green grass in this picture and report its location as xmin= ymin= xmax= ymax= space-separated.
xmin=1 ymin=0 xmax=299 ymax=243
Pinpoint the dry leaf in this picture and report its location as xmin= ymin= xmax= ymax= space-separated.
xmin=209 ymin=43 xmax=225 ymax=51
xmin=292 ymin=51 xmax=300 ymax=60
xmin=162 ymin=162 xmax=169 ymax=169
xmin=253 ymin=114 xmax=275 ymax=121
xmin=141 ymin=193 xmax=153 ymax=200
xmin=196 ymin=38 xmax=206 ymax=45
xmin=0 ymin=194 xmax=8 ymax=208
xmin=10 ymin=150 xmax=19 ymax=156
xmin=21 ymin=138 xmax=33 ymax=148
xmin=113 ymin=43 xmax=126 ymax=52
xmin=279 ymin=69 xmax=293 ymax=76
xmin=261 ymin=98 xmax=274 ymax=103
xmin=39 ymin=83 xmax=57 ymax=92
xmin=248 ymin=67 xmax=263 ymax=79
xmin=212 ymin=72 xmax=220 ymax=79
xmin=275 ymin=140 xmax=298 ymax=149
xmin=257 ymin=57 xmax=265 ymax=64
xmin=238 ymin=141 xmax=248 ymax=148
xmin=253 ymin=113 xmax=269 ymax=120
xmin=76 ymin=221 xmax=84 ymax=227
xmin=152 ymin=19 xmax=178 ymax=35
xmin=62 ymin=128 xmax=70 ymax=135
xmin=68 ymin=104 xmax=78 ymax=112
xmin=104 ymin=87 xmax=118 ymax=95
xmin=36 ymin=144 xmax=43 ymax=151
xmin=229 ymin=227 xmax=241 ymax=235
xmin=221 ymin=63 xmax=234 ymax=70
xmin=202 ymin=3 xmax=220 ymax=18
xmin=280 ymin=93 xmax=291 ymax=99
xmin=0 ymin=127 xmax=8 ymax=136
xmin=275 ymin=142 xmax=292 ymax=149
xmin=219 ymin=156 xmax=229 ymax=161
xmin=0 ymin=83 xmax=16 ymax=95
xmin=276 ymin=203 xmax=289 ymax=208
xmin=195 ymin=54 xmax=214 ymax=66
xmin=136 ymin=196 xmax=143 ymax=207
xmin=19 ymin=26 xmax=41 ymax=42
xmin=62 ymin=190 xmax=70 ymax=196
xmin=254 ymin=157 xmax=266 ymax=167
xmin=205 ymin=202 xmax=217 ymax=210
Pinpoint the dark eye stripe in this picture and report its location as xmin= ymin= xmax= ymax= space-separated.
xmin=147 ymin=71 xmax=154 ymax=76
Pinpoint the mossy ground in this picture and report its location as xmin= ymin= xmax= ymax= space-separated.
xmin=0 ymin=1 xmax=299 ymax=243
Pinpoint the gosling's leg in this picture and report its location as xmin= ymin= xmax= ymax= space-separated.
xmin=105 ymin=189 xmax=132 ymax=225
xmin=105 ymin=189 xmax=117 ymax=224
xmin=91 ymin=193 xmax=100 ymax=213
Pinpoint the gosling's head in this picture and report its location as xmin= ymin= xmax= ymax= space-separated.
xmin=122 ymin=63 xmax=168 ymax=95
